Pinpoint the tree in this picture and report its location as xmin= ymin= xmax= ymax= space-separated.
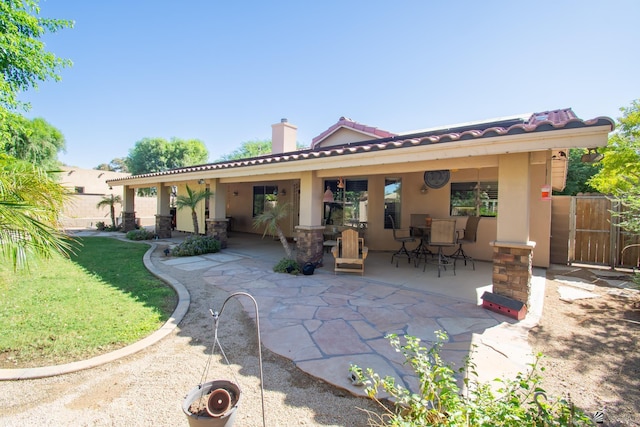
xmin=0 ymin=1 xmax=73 ymax=269
xmin=95 ymin=157 xmax=128 ymax=173
xmin=2 ymin=114 xmax=66 ymax=170
xmin=96 ymin=194 xmax=122 ymax=229
xmin=0 ymin=0 xmax=73 ymax=140
xmin=175 ymin=185 xmax=212 ymax=235
xmin=0 ymin=154 xmax=72 ymax=269
xmin=253 ymin=201 xmax=293 ymax=259
xmin=126 ymin=137 xmax=209 ymax=176
xmin=589 ymin=99 xmax=640 ymax=234
xmin=218 ymin=139 xmax=273 ymax=161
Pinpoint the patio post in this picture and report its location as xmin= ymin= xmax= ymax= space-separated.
xmin=155 ymin=183 xmax=172 ymax=238
xmin=122 ymin=185 xmax=137 ymax=232
xmin=490 ymin=153 xmax=535 ymax=307
xmin=206 ymin=179 xmax=228 ymax=248
xmin=296 ymin=171 xmax=324 ymax=266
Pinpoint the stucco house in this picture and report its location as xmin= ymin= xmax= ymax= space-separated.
xmin=106 ymin=108 xmax=614 ymax=307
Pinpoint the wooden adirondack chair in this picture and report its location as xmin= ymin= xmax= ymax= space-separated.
xmin=331 ymin=228 xmax=368 ymax=275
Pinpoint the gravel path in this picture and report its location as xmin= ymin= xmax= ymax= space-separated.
xmin=0 ymin=245 xmax=381 ymax=427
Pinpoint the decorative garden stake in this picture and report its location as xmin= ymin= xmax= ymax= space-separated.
xmin=182 ymin=292 xmax=265 ymax=427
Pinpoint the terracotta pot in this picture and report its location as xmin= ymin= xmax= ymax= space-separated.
xmin=182 ymin=380 xmax=241 ymax=427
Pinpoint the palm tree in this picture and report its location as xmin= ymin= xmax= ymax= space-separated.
xmin=175 ymin=185 xmax=212 ymax=235
xmin=0 ymin=154 xmax=73 ymax=270
xmin=96 ymin=194 xmax=122 ymax=229
xmin=253 ymin=201 xmax=293 ymax=259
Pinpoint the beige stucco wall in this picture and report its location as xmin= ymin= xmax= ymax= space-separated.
xmin=59 ymin=167 xmax=156 ymax=229
xmin=318 ymin=127 xmax=381 ymax=147
xmin=174 ymin=182 xmax=208 ymax=234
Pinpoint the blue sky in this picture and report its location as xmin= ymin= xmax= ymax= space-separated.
xmin=23 ymin=1 xmax=640 ymax=169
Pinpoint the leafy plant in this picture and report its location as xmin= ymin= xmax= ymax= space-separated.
xmin=350 ymin=332 xmax=593 ymax=426
xmin=96 ymin=194 xmax=122 ymax=230
xmin=126 ymin=228 xmax=155 ymax=241
xmin=171 ymin=235 xmax=220 ymax=257
xmin=253 ymin=201 xmax=293 ymax=259
xmin=273 ymin=257 xmax=300 ymax=274
xmin=175 ymin=184 xmax=212 ymax=235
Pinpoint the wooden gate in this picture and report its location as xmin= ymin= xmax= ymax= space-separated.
xmin=558 ymin=195 xmax=640 ymax=268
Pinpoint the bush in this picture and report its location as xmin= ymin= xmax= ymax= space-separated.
xmin=273 ymin=258 xmax=300 ymax=275
xmin=96 ymin=221 xmax=106 ymax=231
xmin=96 ymin=221 xmax=121 ymax=232
xmin=350 ymin=332 xmax=594 ymax=426
xmin=171 ymin=235 xmax=221 ymax=257
xmin=126 ymin=229 xmax=155 ymax=241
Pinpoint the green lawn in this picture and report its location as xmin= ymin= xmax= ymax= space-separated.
xmin=0 ymin=237 xmax=177 ymax=368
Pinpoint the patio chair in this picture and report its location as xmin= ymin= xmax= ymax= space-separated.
xmin=389 ymin=215 xmax=416 ymax=267
xmin=425 ymin=218 xmax=457 ymax=277
xmin=331 ymin=228 xmax=368 ymax=275
xmin=449 ymin=216 xmax=480 ymax=270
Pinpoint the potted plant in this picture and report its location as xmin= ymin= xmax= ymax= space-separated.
xmin=182 ymin=379 xmax=241 ymax=427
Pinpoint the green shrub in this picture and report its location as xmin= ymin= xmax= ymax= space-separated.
xmin=126 ymin=229 xmax=155 ymax=241
xmin=273 ymin=258 xmax=300 ymax=274
xmin=350 ymin=332 xmax=593 ymax=426
xmin=171 ymin=235 xmax=220 ymax=256
xmin=96 ymin=221 xmax=106 ymax=231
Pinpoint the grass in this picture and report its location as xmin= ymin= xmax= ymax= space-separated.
xmin=0 ymin=237 xmax=177 ymax=368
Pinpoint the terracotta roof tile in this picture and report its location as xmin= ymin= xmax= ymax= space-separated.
xmin=107 ymin=109 xmax=614 ymax=183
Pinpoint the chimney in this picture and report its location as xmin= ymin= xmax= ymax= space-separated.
xmin=271 ymin=118 xmax=297 ymax=154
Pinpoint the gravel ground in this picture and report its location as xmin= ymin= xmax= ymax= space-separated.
xmin=0 ymin=245 xmax=381 ymax=427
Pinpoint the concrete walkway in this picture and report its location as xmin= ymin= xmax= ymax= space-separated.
xmin=1 ymin=231 xmax=545 ymax=397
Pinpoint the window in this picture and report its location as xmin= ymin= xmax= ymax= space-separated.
xmin=253 ymin=185 xmax=278 ymax=216
xmin=323 ymin=179 xmax=368 ymax=227
xmin=450 ymin=181 xmax=498 ymax=216
xmin=384 ymin=178 xmax=401 ymax=228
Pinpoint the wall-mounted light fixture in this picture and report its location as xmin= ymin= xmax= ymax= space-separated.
xmin=233 ymin=190 xmax=239 ymax=197
xmin=198 ymin=179 xmax=205 ymax=184
xmin=581 ymin=148 xmax=603 ymax=163
xmin=280 ymin=188 xmax=286 ymax=196
xmin=337 ymin=177 xmax=345 ymax=189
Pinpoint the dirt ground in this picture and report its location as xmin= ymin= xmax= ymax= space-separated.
xmin=530 ymin=266 xmax=640 ymax=426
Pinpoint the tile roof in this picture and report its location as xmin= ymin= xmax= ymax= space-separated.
xmin=107 ymin=108 xmax=614 ymax=183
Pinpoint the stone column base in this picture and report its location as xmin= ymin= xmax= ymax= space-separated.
xmin=155 ymin=214 xmax=172 ymax=239
xmin=295 ymin=225 xmax=324 ymax=266
xmin=122 ymin=211 xmax=137 ymax=232
xmin=206 ymin=218 xmax=228 ymax=249
xmin=490 ymin=241 xmax=536 ymax=307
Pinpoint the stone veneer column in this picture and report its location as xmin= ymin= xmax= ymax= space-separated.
xmin=490 ymin=241 xmax=536 ymax=307
xmin=155 ymin=214 xmax=172 ymax=238
xmin=206 ymin=219 xmax=228 ymax=249
xmin=295 ymin=225 xmax=324 ymax=266
xmin=122 ymin=211 xmax=137 ymax=232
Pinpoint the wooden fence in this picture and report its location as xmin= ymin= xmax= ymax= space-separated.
xmin=551 ymin=195 xmax=640 ymax=268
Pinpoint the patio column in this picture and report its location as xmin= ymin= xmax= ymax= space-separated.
xmin=205 ymin=179 xmax=228 ymax=248
xmin=490 ymin=153 xmax=535 ymax=308
xmin=296 ymin=171 xmax=324 ymax=266
xmin=122 ymin=185 xmax=137 ymax=232
xmin=155 ymin=183 xmax=172 ymax=238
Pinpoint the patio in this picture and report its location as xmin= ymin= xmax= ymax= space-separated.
xmin=164 ymin=231 xmax=543 ymax=396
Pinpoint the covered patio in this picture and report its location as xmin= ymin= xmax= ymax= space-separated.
xmin=107 ymin=109 xmax=613 ymax=314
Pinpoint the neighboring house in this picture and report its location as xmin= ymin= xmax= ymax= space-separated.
xmin=59 ymin=167 xmax=156 ymax=229
xmin=107 ymin=109 xmax=614 ymax=307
